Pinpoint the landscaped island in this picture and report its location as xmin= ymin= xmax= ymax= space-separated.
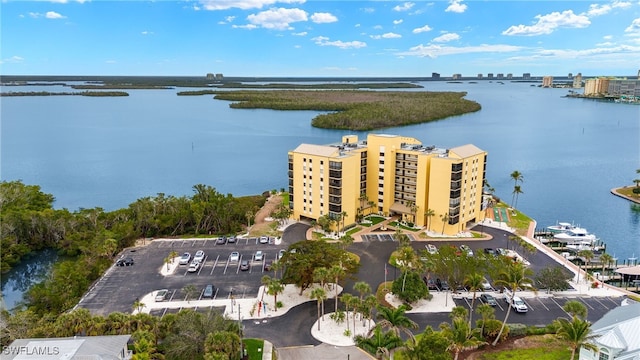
xmin=200 ymin=90 xmax=481 ymax=131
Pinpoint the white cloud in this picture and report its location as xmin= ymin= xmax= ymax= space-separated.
xmin=312 ymin=36 xmax=367 ymax=49
xmin=393 ymin=2 xmax=414 ymax=12
xmin=370 ymin=32 xmax=402 ymax=40
xmin=199 ymin=0 xmax=305 ymax=11
xmin=50 ymin=0 xmax=89 ymax=3
xmin=362 ymin=7 xmax=375 ymax=13
xmin=393 ymin=19 xmax=403 ymax=25
xmin=0 ymin=56 xmax=24 ymax=64
xmin=502 ymin=10 xmax=590 ymax=36
xmin=46 ymin=11 xmax=65 ymax=19
xmin=373 ymin=25 xmax=382 ymax=30
xmin=398 ymin=43 xmax=521 ymax=58
xmin=586 ymin=1 xmax=632 ymax=17
xmin=141 ymin=31 xmax=154 ymax=35
xmin=445 ymin=0 xmax=467 ymax=13
xmin=533 ymin=44 xmax=640 ymax=59
xmin=226 ymin=16 xmax=236 ymax=22
xmin=247 ymin=7 xmax=308 ymax=30
xmin=311 ymin=12 xmax=337 ymax=24
xmin=105 ymin=60 xmax=117 ymax=64
xmin=232 ymin=24 xmax=258 ymax=30
xmin=625 ymin=18 xmax=640 ymax=35
xmin=432 ymin=32 xmax=460 ymax=42
xmin=603 ymin=35 xmax=613 ymax=40
xmin=355 ymin=24 xmax=361 ymax=28
xmin=412 ymin=24 xmax=432 ymax=34
xmin=292 ymin=31 xmax=307 ymax=36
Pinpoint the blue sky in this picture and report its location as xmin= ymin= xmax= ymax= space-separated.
xmin=1 ymin=0 xmax=639 ymax=77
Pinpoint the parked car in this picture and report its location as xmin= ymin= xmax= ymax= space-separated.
xmin=480 ymin=293 xmax=497 ymax=306
xmin=227 ymin=236 xmax=237 ymax=243
xmin=203 ymin=284 xmax=215 ymax=299
xmin=116 ymin=257 xmax=134 ymax=266
xmin=259 ymin=236 xmax=269 ymax=244
xmin=216 ymin=237 xmax=227 ymax=245
xmin=254 ymin=250 xmax=264 ymax=261
xmin=240 ymin=260 xmax=250 ymax=271
xmin=155 ymin=289 xmax=170 ymax=302
xmin=425 ymin=244 xmax=437 ymax=254
xmin=508 ymin=296 xmax=529 ymax=313
xmin=483 ymin=248 xmax=496 ymax=256
xmin=179 ymin=252 xmax=191 ymax=265
xmin=229 ymin=251 xmax=240 ymax=262
xmin=193 ymin=250 xmax=205 ymax=263
xmin=436 ymin=278 xmax=450 ymax=291
xmin=188 ymin=260 xmax=201 ymax=273
xmin=459 ymin=245 xmax=474 ymax=256
xmin=481 ymin=277 xmax=493 ymax=291
xmin=264 ymin=260 xmax=273 ymax=271
xmin=277 ymin=249 xmax=286 ymax=260
xmin=423 ymin=276 xmax=438 ymax=290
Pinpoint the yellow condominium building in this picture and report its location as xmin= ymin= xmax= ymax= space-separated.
xmin=287 ymin=134 xmax=487 ymax=236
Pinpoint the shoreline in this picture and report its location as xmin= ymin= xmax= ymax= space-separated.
xmin=611 ymin=186 xmax=640 ymax=204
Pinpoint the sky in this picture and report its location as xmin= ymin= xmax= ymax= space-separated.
xmin=1 ymin=0 xmax=639 ymax=77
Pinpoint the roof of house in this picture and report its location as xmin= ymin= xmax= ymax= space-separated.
xmin=4 ymin=335 xmax=131 ymax=360
xmin=590 ymin=303 xmax=640 ymax=357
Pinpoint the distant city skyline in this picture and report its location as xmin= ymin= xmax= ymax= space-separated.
xmin=2 ymin=0 xmax=639 ymax=77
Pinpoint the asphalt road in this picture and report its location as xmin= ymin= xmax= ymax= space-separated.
xmin=78 ymin=222 xmax=624 ymax=347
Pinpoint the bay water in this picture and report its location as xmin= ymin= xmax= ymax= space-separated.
xmin=1 ymin=81 xmax=639 ymax=309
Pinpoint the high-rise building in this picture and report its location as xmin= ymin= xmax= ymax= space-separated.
xmin=523 ymin=73 xmax=531 ymax=80
xmin=432 ymin=72 xmax=440 ymax=79
xmin=572 ymin=73 xmax=583 ymax=88
xmin=584 ymin=77 xmax=611 ymax=95
xmin=287 ymin=134 xmax=487 ymax=235
xmin=542 ymin=76 xmax=553 ymax=87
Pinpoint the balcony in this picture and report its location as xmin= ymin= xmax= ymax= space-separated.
xmin=329 ymin=179 xmax=342 ymax=187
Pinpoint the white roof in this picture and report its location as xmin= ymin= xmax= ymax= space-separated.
xmin=589 ymin=303 xmax=640 ymax=358
xmin=292 ymin=144 xmax=340 ymax=157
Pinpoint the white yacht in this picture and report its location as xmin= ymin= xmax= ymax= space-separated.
xmin=553 ymin=227 xmax=598 ymax=244
xmin=547 ymin=222 xmax=576 ymax=233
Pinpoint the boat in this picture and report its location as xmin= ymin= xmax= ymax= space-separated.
xmin=547 ymin=221 xmax=576 ymax=233
xmin=554 ymin=227 xmax=598 ymax=245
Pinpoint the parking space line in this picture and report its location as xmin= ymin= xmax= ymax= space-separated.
xmin=211 ymin=255 xmax=220 ymax=275
xmin=577 ymin=297 xmax=595 ymax=310
xmin=521 ymin=298 xmax=534 ymax=311
xmin=592 ymin=297 xmax=611 ymax=309
xmin=605 ymin=297 xmax=621 ymax=306
xmin=535 ymin=297 xmax=550 ymax=311
xmin=191 ymin=240 xmax=197 ymax=247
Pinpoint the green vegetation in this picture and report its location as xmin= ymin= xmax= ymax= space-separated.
xmin=219 ymin=82 xmax=424 ymax=89
xmin=476 ymin=342 xmax=571 ymax=360
xmin=0 ymin=180 xmax=266 ymax=315
xmin=346 ymin=226 xmax=362 ymax=236
xmin=242 ymin=338 xmax=265 ymax=359
xmin=71 ymin=84 xmax=171 ymax=90
xmin=210 ymin=90 xmax=481 ymax=131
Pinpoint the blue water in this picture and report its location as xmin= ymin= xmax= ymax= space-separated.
xmin=1 ymin=81 xmax=639 ymax=308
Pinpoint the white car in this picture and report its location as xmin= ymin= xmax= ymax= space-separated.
xmin=229 ymin=251 xmax=240 ymax=262
xmin=426 ymin=244 xmax=437 ymax=254
xmin=481 ymin=277 xmax=492 ymax=291
xmin=509 ymin=296 xmax=529 ymax=313
xmin=277 ymin=249 xmax=286 ymax=260
xmin=193 ymin=250 xmax=205 ymax=263
xmin=179 ymin=252 xmax=191 ymax=265
xmin=188 ymin=260 xmax=201 ymax=273
xmin=155 ymin=289 xmax=170 ymax=302
xmin=254 ymin=250 xmax=264 ymax=261
xmin=259 ymin=236 xmax=269 ymax=244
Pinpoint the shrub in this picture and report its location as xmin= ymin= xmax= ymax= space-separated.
xmin=344 ymin=329 xmax=352 ymax=337
xmin=508 ymin=323 xmax=528 ymax=337
xmin=330 ymin=310 xmax=346 ymax=324
xmin=526 ymin=325 xmax=551 ymax=336
xmin=479 ymin=319 xmax=508 ymax=342
xmin=276 ymin=301 xmax=283 ymax=308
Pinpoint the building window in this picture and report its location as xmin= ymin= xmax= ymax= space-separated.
xmin=320 ymin=160 xmax=324 ymax=165
xmin=309 ymin=159 xmax=312 ymax=163
xmin=598 ymin=349 xmax=609 ymax=360
xmin=303 ymin=158 xmax=306 ymax=162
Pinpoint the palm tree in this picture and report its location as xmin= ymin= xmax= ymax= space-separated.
xmin=512 ymin=185 xmax=523 ymax=210
xmin=182 ymin=284 xmax=197 ymax=303
xmin=440 ymin=212 xmax=450 ymax=235
xmin=373 ymin=305 xmax=419 ymax=342
xmin=313 ymin=267 xmax=330 ymax=290
xmin=262 ymin=275 xmax=284 ymax=312
xmin=492 ymin=261 xmax=536 ymax=346
xmin=464 ymin=273 xmax=485 ymax=327
xmin=329 ymin=265 xmax=346 ymax=313
xmin=599 ymin=253 xmax=613 ymax=277
xmin=577 ymin=249 xmax=594 ymax=283
xmin=339 ymin=234 xmax=354 ymax=251
xmin=354 ymin=281 xmax=372 ymax=302
xmin=355 ymin=325 xmax=404 ymax=360
xmin=510 ymin=170 xmax=524 ymax=208
xmin=563 ymin=300 xmax=588 ymax=319
xmin=132 ymin=299 xmax=146 ymax=314
xmin=340 ymin=211 xmax=348 ymax=235
xmin=340 ymin=293 xmax=356 ymax=332
xmin=169 ymin=250 xmax=179 ymax=263
xmin=475 ymin=303 xmax=495 ymax=338
xmin=440 ymin=317 xmax=487 ymax=360
xmin=555 ymin=315 xmax=598 ymax=360
xmin=310 ymin=287 xmax=327 ymax=330
xmin=424 ymin=208 xmax=435 ymax=232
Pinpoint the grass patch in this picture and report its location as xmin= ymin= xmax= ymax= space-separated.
xmin=346 ymin=226 xmax=362 ymax=236
xmin=281 ymin=192 xmax=290 ymax=206
xmin=615 ymin=186 xmax=640 ymax=200
xmin=494 ymin=202 xmax=532 ymax=236
xmin=389 ymin=222 xmax=419 ymax=231
xmin=476 ymin=345 xmax=571 ymax=360
xmin=243 ymin=338 xmax=264 ymax=359
xmin=376 ymin=282 xmax=394 ymax=308
xmin=365 ymin=215 xmax=387 ymax=225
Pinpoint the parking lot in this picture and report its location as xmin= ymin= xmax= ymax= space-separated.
xmin=451 ymin=292 xmax=623 ymax=326
xmin=78 ymin=236 xmax=287 ymax=316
